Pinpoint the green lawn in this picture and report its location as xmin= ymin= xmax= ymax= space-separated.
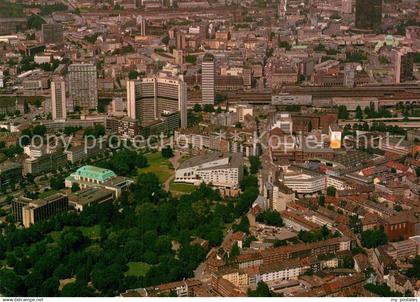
xmin=125 ymin=262 xmax=151 ymax=277
xmin=169 ymin=181 xmax=196 ymax=194
xmin=49 ymin=225 xmax=101 ymax=241
xmin=80 ymin=225 xmax=101 ymax=240
xmin=138 ymin=152 xmax=174 ymax=183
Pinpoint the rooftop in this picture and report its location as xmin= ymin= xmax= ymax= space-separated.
xmin=72 ymin=165 xmax=117 ymax=182
xmin=18 ymin=193 xmax=66 ymax=208
xmin=178 ymin=152 xmax=243 ymax=170
xmin=68 ymin=187 xmax=114 ymax=206
xmin=0 ymin=160 xmax=21 ymax=172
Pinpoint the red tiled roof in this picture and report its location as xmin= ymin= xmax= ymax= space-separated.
xmin=361 ymin=166 xmax=375 ymax=177
xmin=270 ymin=127 xmax=287 ymax=136
xmin=386 ymin=161 xmax=409 ymax=172
xmin=231 ymin=231 xmax=246 ymax=241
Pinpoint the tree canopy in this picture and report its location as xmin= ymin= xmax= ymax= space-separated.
xmin=0 ymin=149 xmax=261 ymax=297
xmin=256 ymin=210 xmax=283 ymax=227
xmin=361 ymin=229 xmax=388 ymax=248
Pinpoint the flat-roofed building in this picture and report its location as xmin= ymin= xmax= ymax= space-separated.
xmin=261 ymin=236 xmax=351 ymax=264
xmin=106 ymin=116 xmax=139 ymax=138
xmin=355 ymin=0 xmax=382 ymax=31
xmin=281 ymin=168 xmax=326 ymax=194
xmin=23 ymin=152 xmax=67 ymax=176
xmin=202 ymin=53 xmax=215 ymax=105
xmin=0 ymin=161 xmax=22 ymax=189
xmin=68 ymin=187 xmax=115 ymax=211
xmin=65 ymin=140 xmax=104 ymax=164
xmin=263 ymin=180 xmax=295 ymax=212
xmin=175 ymin=153 xmax=243 ymax=189
xmin=127 ymin=76 xmax=187 ymax=129
xmin=0 ymin=17 xmax=27 ymax=35
xmin=12 ymin=194 xmax=69 ymax=228
xmin=51 ymin=76 xmax=67 ymax=120
xmin=258 ymin=259 xmax=309 ymax=283
xmin=41 ymin=23 xmax=64 ymax=44
xmin=386 ymin=239 xmax=418 ymax=260
xmin=67 ymin=63 xmax=98 ymax=112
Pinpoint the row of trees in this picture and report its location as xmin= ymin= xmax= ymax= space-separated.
xmin=344 ymin=122 xmax=406 ymax=135
xmin=193 ymin=103 xmax=221 ymax=113
xmin=339 ymin=105 xmax=393 ymax=120
xmin=298 ymin=225 xmax=340 ymax=243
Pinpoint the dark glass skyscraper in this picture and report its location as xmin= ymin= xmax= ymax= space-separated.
xmin=355 ymin=0 xmax=382 ymax=31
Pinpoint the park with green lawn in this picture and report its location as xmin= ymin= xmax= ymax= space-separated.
xmin=138 ymin=152 xmax=174 ymax=183
xmin=124 ymin=262 xmax=151 ymax=277
xmin=0 ymin=162 xmax=260 ymax=297
xmin=168 ymin=180 xmax=196 ymax=195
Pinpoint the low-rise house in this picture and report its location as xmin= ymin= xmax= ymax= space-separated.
xmin=371 ymin=246 xmax=397 ymax=278
xmin=387 ymin=272 xmax=417 ymax=296
xmin=353 ymin=253 xmax=370 ymax=273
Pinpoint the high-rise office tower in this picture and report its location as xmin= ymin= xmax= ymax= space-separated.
xmin=176 ymin=30 xmax=186 ymax=50
xmin=127 ymin=76 xmax=187 ymax=129
xmin=394 ymin=48 xmax=415 ymax=83
xmin=41 ymin=23 xmax=64 ymax=44
xmin=343 ymin=64 xmax=355 ymax=88
xmin=341 ymin=0 xmax=352 ymax=14
xmin=137 ymin=16 xmax=147 ymax=36
xmin=173 ymin=49 xmax=184 ymax=65
xmin=67 ymin=63 xmax=98 ymax=112
xmin=51 ymin=77 xmax=67 ymax=120
xmin=355 ymin=0 xmax=382 ymax=31
xmin=201 ymin=53 xmax=215 ymax=105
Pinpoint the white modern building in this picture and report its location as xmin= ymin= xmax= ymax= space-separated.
xmin=175 ymin=153 xmax=243 ymax=188
xmin=281 ymin=168 xmax=326 ymax=194
xmin=326 ymin=175 xmax=349 ymax=191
